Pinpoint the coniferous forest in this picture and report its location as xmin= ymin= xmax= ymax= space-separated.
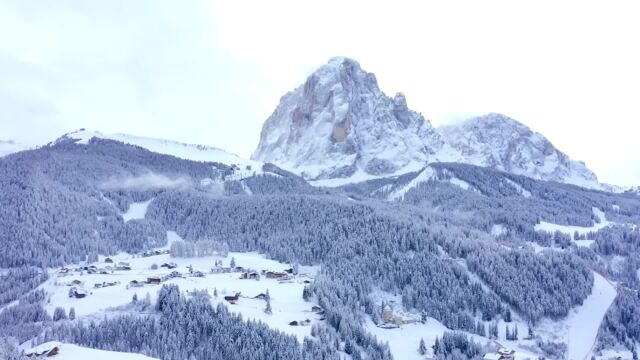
xmin=1 ymin=139 xmax=640 ymax=359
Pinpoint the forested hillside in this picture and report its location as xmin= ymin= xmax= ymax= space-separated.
xmin=2 ymin=139 xmax=640 ymax=359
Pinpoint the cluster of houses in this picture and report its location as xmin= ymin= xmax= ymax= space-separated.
xmin=129 ymin=270 xmax=184 ymax=288
xmin=289 ymin=305 xmax=324 ymax=326
xmin=224 ymin=292 xmax=241 ymax=304
xmin=142 ymin=249 xmax=170 ymax=257
xmin=68 ymin=286 xmax=87 ymax=299
xmin=104 ymin=258 xmax=132 ymax=270
xmin=94 ymin=281 xmax=119 ymax=289
xmin=58 ymin=259 xmax=131 ymax=277
xmin=237 ymin=269 xmax=299 ymax=282
xmin=377 ymin=305 xmax=417 ymax=329
xmin=25 ymin=342 xmax=61 ymax=358
xmin=483 ymin=348 xmax=515 ymax=360
xmin=288 ymin=319 xmax=311 ymax=326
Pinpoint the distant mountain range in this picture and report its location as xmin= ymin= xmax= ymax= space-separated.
xmin=2 ymin=57 xmax=634 ymax=193
xmin=252 ymin=57 xmax=603 ymax=189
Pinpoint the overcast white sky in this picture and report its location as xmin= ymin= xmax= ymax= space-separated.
xmin=0 ymin=1 xmax=638 ymax=186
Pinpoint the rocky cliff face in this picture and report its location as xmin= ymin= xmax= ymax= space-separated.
xmin=439 ymin=113 xmax=599 ymax=188
xmin=252 ymin=57 xmax=443 ymax=180
xmin=253 ymin=57 xmax=601 ymax=189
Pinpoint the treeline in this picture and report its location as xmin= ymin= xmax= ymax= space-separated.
xmin=344 ymin=162 xmax=640 ymax=247
xmin=0 ymin=267 xmax=48 ymax=307
xmin=147 ymin=191 xmax=594 ymax=336
xmin=433 ymin=332 xmax=485 ymax=360
xmin=0 ymin=289 xmax=49 ymax=343
xmin=170 ymin=239 xmax=229 ymax=258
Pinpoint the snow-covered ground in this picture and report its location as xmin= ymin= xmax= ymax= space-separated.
xmin=64 ymin=130 xmax=263 ymax=172
xmin=368 ymin=269 xmax=617 ymax=360
xmin=566 ymin=272 xmax=617 ymax=360
xmin=536 ymin=271 xmax=617 ymax=360
xmin=41 ymin=235 xmax=321 ymax=342
xmin=503 ymin=178 xmax=532 ymax=198
xmin=25 ymin=342 xmax=157 ymax=360
xmin=121 ymin=199 xmax=153 ymax=222
xmin=534 ymin=207 xmax=613 ymax=247
xmin=365 ymin=314 xmax=538 ymax=360
xmin=388 ymin=166 xmax=435 ymax=200
xmin=491 ymin=224 xmax=507 ymax=237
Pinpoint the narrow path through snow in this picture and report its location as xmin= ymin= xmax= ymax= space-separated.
xmin=566 ymin=271 xmax=617 ymax=360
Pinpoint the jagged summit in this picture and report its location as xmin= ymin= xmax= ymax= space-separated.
xmin=252 ymin=57 xmax=443 ymax=181
xmin=252 ymin=57 xmax=603 ymax=189
xmin=438 ymin=113 xmax=599 ymax=188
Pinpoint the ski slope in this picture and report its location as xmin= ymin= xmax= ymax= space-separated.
xmin=565 ymin=272 xmax=617 ymax=360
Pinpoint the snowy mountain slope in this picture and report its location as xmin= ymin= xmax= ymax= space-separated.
xmin=252 ymin=57 xmax=604 ymax=190
xmin=252 ymin=57 xmax=445 ymax=181
xmin=0 ymin=139 xmax=29 ymax=157
xmin=62 ymin=129 xmax=262 ymax=172
xmin=439 ymin=113 xmax=601 ymax=189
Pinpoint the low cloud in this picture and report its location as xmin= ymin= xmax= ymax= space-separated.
xmin=100 ymin=172 xmax=191 ymax=190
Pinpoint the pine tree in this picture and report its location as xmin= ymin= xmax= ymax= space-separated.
xmin=344 ymin=340 xmax=354 ymax=355
xmin=433 ymin=337 xmax=441 ymax=355
xmin=302 ymin=286 xmax=312 ymax=301
xmin=504 ymin=308 xmax=512 ymax=322
xmin=68 ymin=307 xmax=75 ymax=320
xmin=265 ymin=289 xmax=271 ymax=301
xmin=264 ymin=298 xmax=272 ymax=315
xmin=418 ymin=338 xmax=426 ymax=355
xmin=230 ymin=257 xmax=236 ymax=268
xmin=213 ymin=288 xmax=218 ymax=298
xmin=53 ymin=307 xmax=67 ymax=321
xmin=132 ymin=293 xmax=138 ymax=303
xmin=143 ymin=292 xmax=151 ymax=308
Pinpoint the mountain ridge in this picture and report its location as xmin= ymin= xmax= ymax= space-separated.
xmin=252 ymin=57 xmax=604 ymax=190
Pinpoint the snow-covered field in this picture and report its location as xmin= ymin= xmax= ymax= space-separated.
xmin=365 ymin=311 xmax=538 ymax=360
xmin=534 ymin=208 xmax=613 ymax=246
xmin=41 ymin=235 xmax=321 ymax=342
xmin=122 ymin=199 xmax=153 ymax=222
xmin=25 ymin=342 xmax=157 ymax=360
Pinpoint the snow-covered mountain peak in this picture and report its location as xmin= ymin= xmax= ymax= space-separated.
xmin=439 ymin=113 xmax=601 ymax=188
xmin=252 ymin=57 xmax=443 ymax=181
xmin=251 ymin=56 xmax=603 ymax=190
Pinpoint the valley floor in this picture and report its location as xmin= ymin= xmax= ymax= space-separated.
xmin=32 ymin=228 xmax=619 ymax=360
